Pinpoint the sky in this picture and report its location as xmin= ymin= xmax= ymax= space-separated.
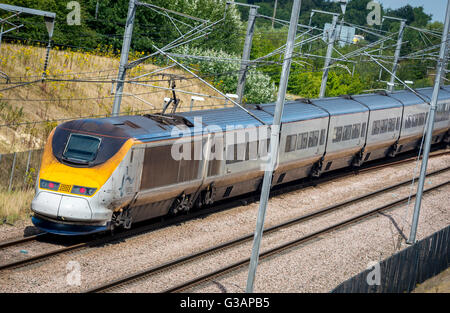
xmin=377 ymin=0 xmax=447 ymax=22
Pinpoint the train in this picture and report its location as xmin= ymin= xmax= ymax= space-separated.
xmin=31 ymin=86 xmax=450 ymax=235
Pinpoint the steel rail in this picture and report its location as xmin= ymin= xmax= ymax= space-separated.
xmin=86 ymin=165 xmax=450 ymax=293
xmin=0 ymin=232 xmax=46 ymax=250
xmin=164 ymin=179 xmax=450 ymax=293
xmin=1 ymin=149 xmax=448 ymax=272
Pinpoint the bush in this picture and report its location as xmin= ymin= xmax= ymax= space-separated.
xmin=287 ymin=70 xmax=365 ymax=98
xmin=175 ymin=46 xmax=276 ymax=104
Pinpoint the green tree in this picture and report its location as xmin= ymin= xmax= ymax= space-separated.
xmin=1 ymin=0 xmax=243 ymax=54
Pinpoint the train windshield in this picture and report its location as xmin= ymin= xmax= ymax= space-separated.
xmin=63 ymin=134 xmax=101 ymax=164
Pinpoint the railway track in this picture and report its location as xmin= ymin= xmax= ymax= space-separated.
xmin=165 ymin=180 xmax=449 ymax=293
xmin=85 ymin=165 xmax=450 ymax=293
xmin=0 ymin=148 xmax=448 ymax=274
xmin=0 ymin=232 xmax=45 ymax=250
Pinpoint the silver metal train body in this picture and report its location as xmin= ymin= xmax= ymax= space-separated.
xmin=31 ymin=87 xmax=450 ymax=235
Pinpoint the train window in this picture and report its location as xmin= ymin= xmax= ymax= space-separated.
xmin=225 ymin=131 xmax=247 ymax=164
xmin=140 ymin=145 xmax=180 ymax=189
xmin=342 ymin=125 xmax=352 ymax=141
xmin=332 ymin=127 xmax=342 ymax=143
xmin=361 ymin=122 xmax=366 ymax=138
xmin=246 ymin=141 xmax=259 ymax=160
xmin=297 ymin=132 xmax=308 ymax=149
xmin=405 ymin=116 xmax=411 ymax=128
xmin=63 ymin=134 xmax=101 ymax=164
xmin=352 ymin=124 xmax=360 ymax=139
xmin=208 ymin=159 xmax=221 ymax=177
xmin=388 ymin=118 xmax=396 ymax=132
xmin=372 ymin=121 xmax=380 ymax=135
xmin=319 ymin=129 xmax=326 ymax=145
xmin=226 ymin=144 xmax=234 ymax=164
xmin=308 ymin=130 xmax=319 ymax=148
xmin=259 ymin=138 xmax=270 ymax=158
xmin=418 ymin=113 xmax=425 ymax=126
xmin=235 ymin=143 xmax=246 ymax=162
xmin=226 ymin=144 xmax=240 ymax=164
xmin=380 ymin=119 xmax=388 ymax=133
xmin=208 ymin=136 xmax=223 ymax=177
xmin=244 ymin=133 xmax=250 ymax=161
xmin=411 ymin=115 xmax=418 ymax=128
xmin=178 ymin=141 xmax=202 ymax=183
xmin=285 ymin=134 xmax=297 ymax=152
xmin=396 ymin=117 xmax=401 ymax=130
xmin=436 ymin=105 xmax=442 ymax=122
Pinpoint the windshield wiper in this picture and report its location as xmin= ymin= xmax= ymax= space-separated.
xmin=61 ymin=156 xmax=90 ymax=166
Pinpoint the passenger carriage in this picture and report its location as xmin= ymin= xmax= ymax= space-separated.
xmin=30 ymin=86 xmax=450 ymax=235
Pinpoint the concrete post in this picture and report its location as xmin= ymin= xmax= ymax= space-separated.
xmin=112 ymin=0 xmax=137 ymax=116
xmin=272 ymin=0 xmax=278 ymax=29
xmin=246 ymin=0 xmax=302 ymax=293
xmin=407 ymin=0 xmax=450 ymax=244
xmin=319 ymin=14 xmax=338 ymax=98
xmin=388 ymin=20 xmax=406 ymax=92
xmin=236 ymin=6 xmax=258 ymax=106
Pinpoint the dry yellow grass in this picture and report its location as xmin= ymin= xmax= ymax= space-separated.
xmin=0 ymin=43 xmax=229 ymax=223
xmin=0 ymin=189 xmax=34 ymax=225
xmin=0 ymin=43 xmax=226 ymax=153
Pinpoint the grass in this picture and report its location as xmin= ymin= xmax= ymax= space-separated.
xmin=0 ymin=189 xmax=34 ymax=225
xmin=0 ymin=42 xmax=226 ymax=153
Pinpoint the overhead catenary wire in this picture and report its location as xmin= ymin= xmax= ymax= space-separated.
xmin=0 ymin=1 xmax=446 ymax=110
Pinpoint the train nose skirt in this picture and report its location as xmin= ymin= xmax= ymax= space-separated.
xmin=31 ymin=216 xmax=108 ymax=235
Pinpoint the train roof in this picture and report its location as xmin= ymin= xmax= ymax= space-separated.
xmin=309 ymin=97 xmax=369 ymax=115
xmin=257 ymin=101 xmax=329 ymax=122
xmin=415 ymin=86 xmax=450 ymax=102
xmin=352 ymin=93 xmax=403 ymax=110
xmin=389 ymin=89 xmax=425 ymax=106
xmin=98 ymin=115 xmax=175 ymax=141
xmin=60 ymin=86 xmax=448 ymax=143
xmin=442 ymin=85 xmax=450 ymax=93
xmin=178 ymin=106 xmax=272 ymax=130
xmin=389 ymin=86 xmax=450 ymax=105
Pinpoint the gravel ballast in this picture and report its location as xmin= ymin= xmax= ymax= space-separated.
xmin=0 ymin=154 xmax=448 ymax=293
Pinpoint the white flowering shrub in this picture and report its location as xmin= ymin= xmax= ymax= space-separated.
xmin=175 ymin=46 xmax=276 ymax=104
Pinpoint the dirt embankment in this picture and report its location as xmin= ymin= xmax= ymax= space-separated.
xmin=0 ymin=43 xmax=225 ymax=153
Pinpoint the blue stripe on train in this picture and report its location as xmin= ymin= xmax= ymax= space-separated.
xmin=31 ymin=216 xmax=109 ymax=235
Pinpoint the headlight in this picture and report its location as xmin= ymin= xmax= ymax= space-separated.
xmin=40 ymin=179 xmax=60 ymax=191
xmin=71 ymin=185 xmax=97 ymax=196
